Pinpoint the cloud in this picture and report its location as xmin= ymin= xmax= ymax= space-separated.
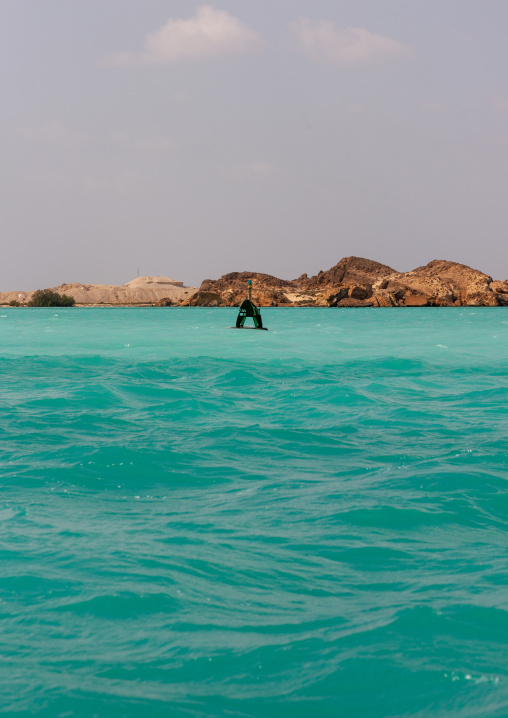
xmin=17 ymin=122 xmax=91 ymax=148
xmin=248 ymin=161 xmax=275 ymax=178
xmin=17 ymin=124 xmax=180 ymax=154
xmin=491 ymin=96 xmax=508 ymax=115
xmin=348 ymin=103 xmax=364 ymax=114
xmin=421 ymin=101 xmax=442 ymax=113
xmin=85 ymin=172 xmax=144 ymax=194
xmin=221 ymin=161 xmax=276 ymax=181
xmin=104 ymin=5 xmax=261 ymax=66
xmin=108 ymin=132 xmax=180 ymax=153
xmin=172 ymin=91 xmax=190 ymax=105
xmin=290 ymin=19 xmax=410 ymax=66
xmin=452 ymin=29 xmax=474 ymax=43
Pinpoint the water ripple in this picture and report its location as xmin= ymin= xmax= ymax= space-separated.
xmin=1 ymin=308 xmax=508 ymax=717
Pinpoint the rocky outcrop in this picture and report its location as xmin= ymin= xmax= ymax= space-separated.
xmin=303 ymin=256 xmax=396 ymax=289
xmin=185 ymin=272 xmax=299 ymax=307
xmin=0 ymin=276 xmax=198 ymax=306
xmin=2 ymin=259 xmax=507 ymax=308
xmin=377 ymin=260 xmax=497 ymax=307
xmin=491 ymin=281 xmax=508 ymax=295
xmin=181 ymin=257 xmax=508 ymax=308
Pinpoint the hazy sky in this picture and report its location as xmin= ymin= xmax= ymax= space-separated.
xmin=2 ymin=1 xmax=508 ymax=288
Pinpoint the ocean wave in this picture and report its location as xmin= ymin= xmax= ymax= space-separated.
xmin=1 ymin=309 xmax=508 ymax=716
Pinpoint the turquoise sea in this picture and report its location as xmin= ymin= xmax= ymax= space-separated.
xmin=1 ymin=307 xmax=508 ymax=718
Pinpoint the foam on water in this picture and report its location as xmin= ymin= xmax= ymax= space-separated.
xmin=1 ymin=308 xmax=508 ymax=717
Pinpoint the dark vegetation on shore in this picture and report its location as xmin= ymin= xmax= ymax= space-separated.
xmin=24 ymin=289 xmax=75 ymax=307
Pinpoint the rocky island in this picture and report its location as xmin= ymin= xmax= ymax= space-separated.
xmin=2 ymin=258 xmax=508 ymax=307
xmin=183 ymin=257 xmax=508 ymax=308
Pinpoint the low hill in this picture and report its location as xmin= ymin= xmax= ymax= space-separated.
xmin=0 ymin=276 xmax=197 ymax=306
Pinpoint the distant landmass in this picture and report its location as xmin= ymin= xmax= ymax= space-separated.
xmin=2 ymin=258 xmax=508 ymax=307
xmin=0 ymin=276 xmax=197 ymax=306
xmin=184 ymin=257 xmax=508 ymax=307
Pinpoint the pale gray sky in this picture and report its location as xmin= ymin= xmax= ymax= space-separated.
xmin=2 ymin=1 xmax=508 ymax=288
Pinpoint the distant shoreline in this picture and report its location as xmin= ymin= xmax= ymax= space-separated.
xmin=3 ymin=304 xmax=506 ymax=310
xmin=2 ymin=257 xmax=508 ymax=307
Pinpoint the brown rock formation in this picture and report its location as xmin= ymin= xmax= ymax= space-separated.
xmin=181 ymin=257 xmax=508 ymax=308
xmin=185 ymin=272 xmax=298 ymax=307
xmin=303 ymin=256 xmax=396 ymax=289
xmin=491 ymin=281 xmax=508 ymax=295
xmin=378 ymin=260 xmax=497 ymax=307
xmin=335 ymin=297 xmax=374 ymax=308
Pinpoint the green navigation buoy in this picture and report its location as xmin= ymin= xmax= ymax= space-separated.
xmin=233 ymin=280 xmax=268 ymax=330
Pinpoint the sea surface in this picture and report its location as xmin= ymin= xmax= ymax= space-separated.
xmin=1 ymin=307 xmax=508 ymax=718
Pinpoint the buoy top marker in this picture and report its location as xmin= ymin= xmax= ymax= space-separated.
xmin=232 ymin=279 xmax=268 ymax=330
